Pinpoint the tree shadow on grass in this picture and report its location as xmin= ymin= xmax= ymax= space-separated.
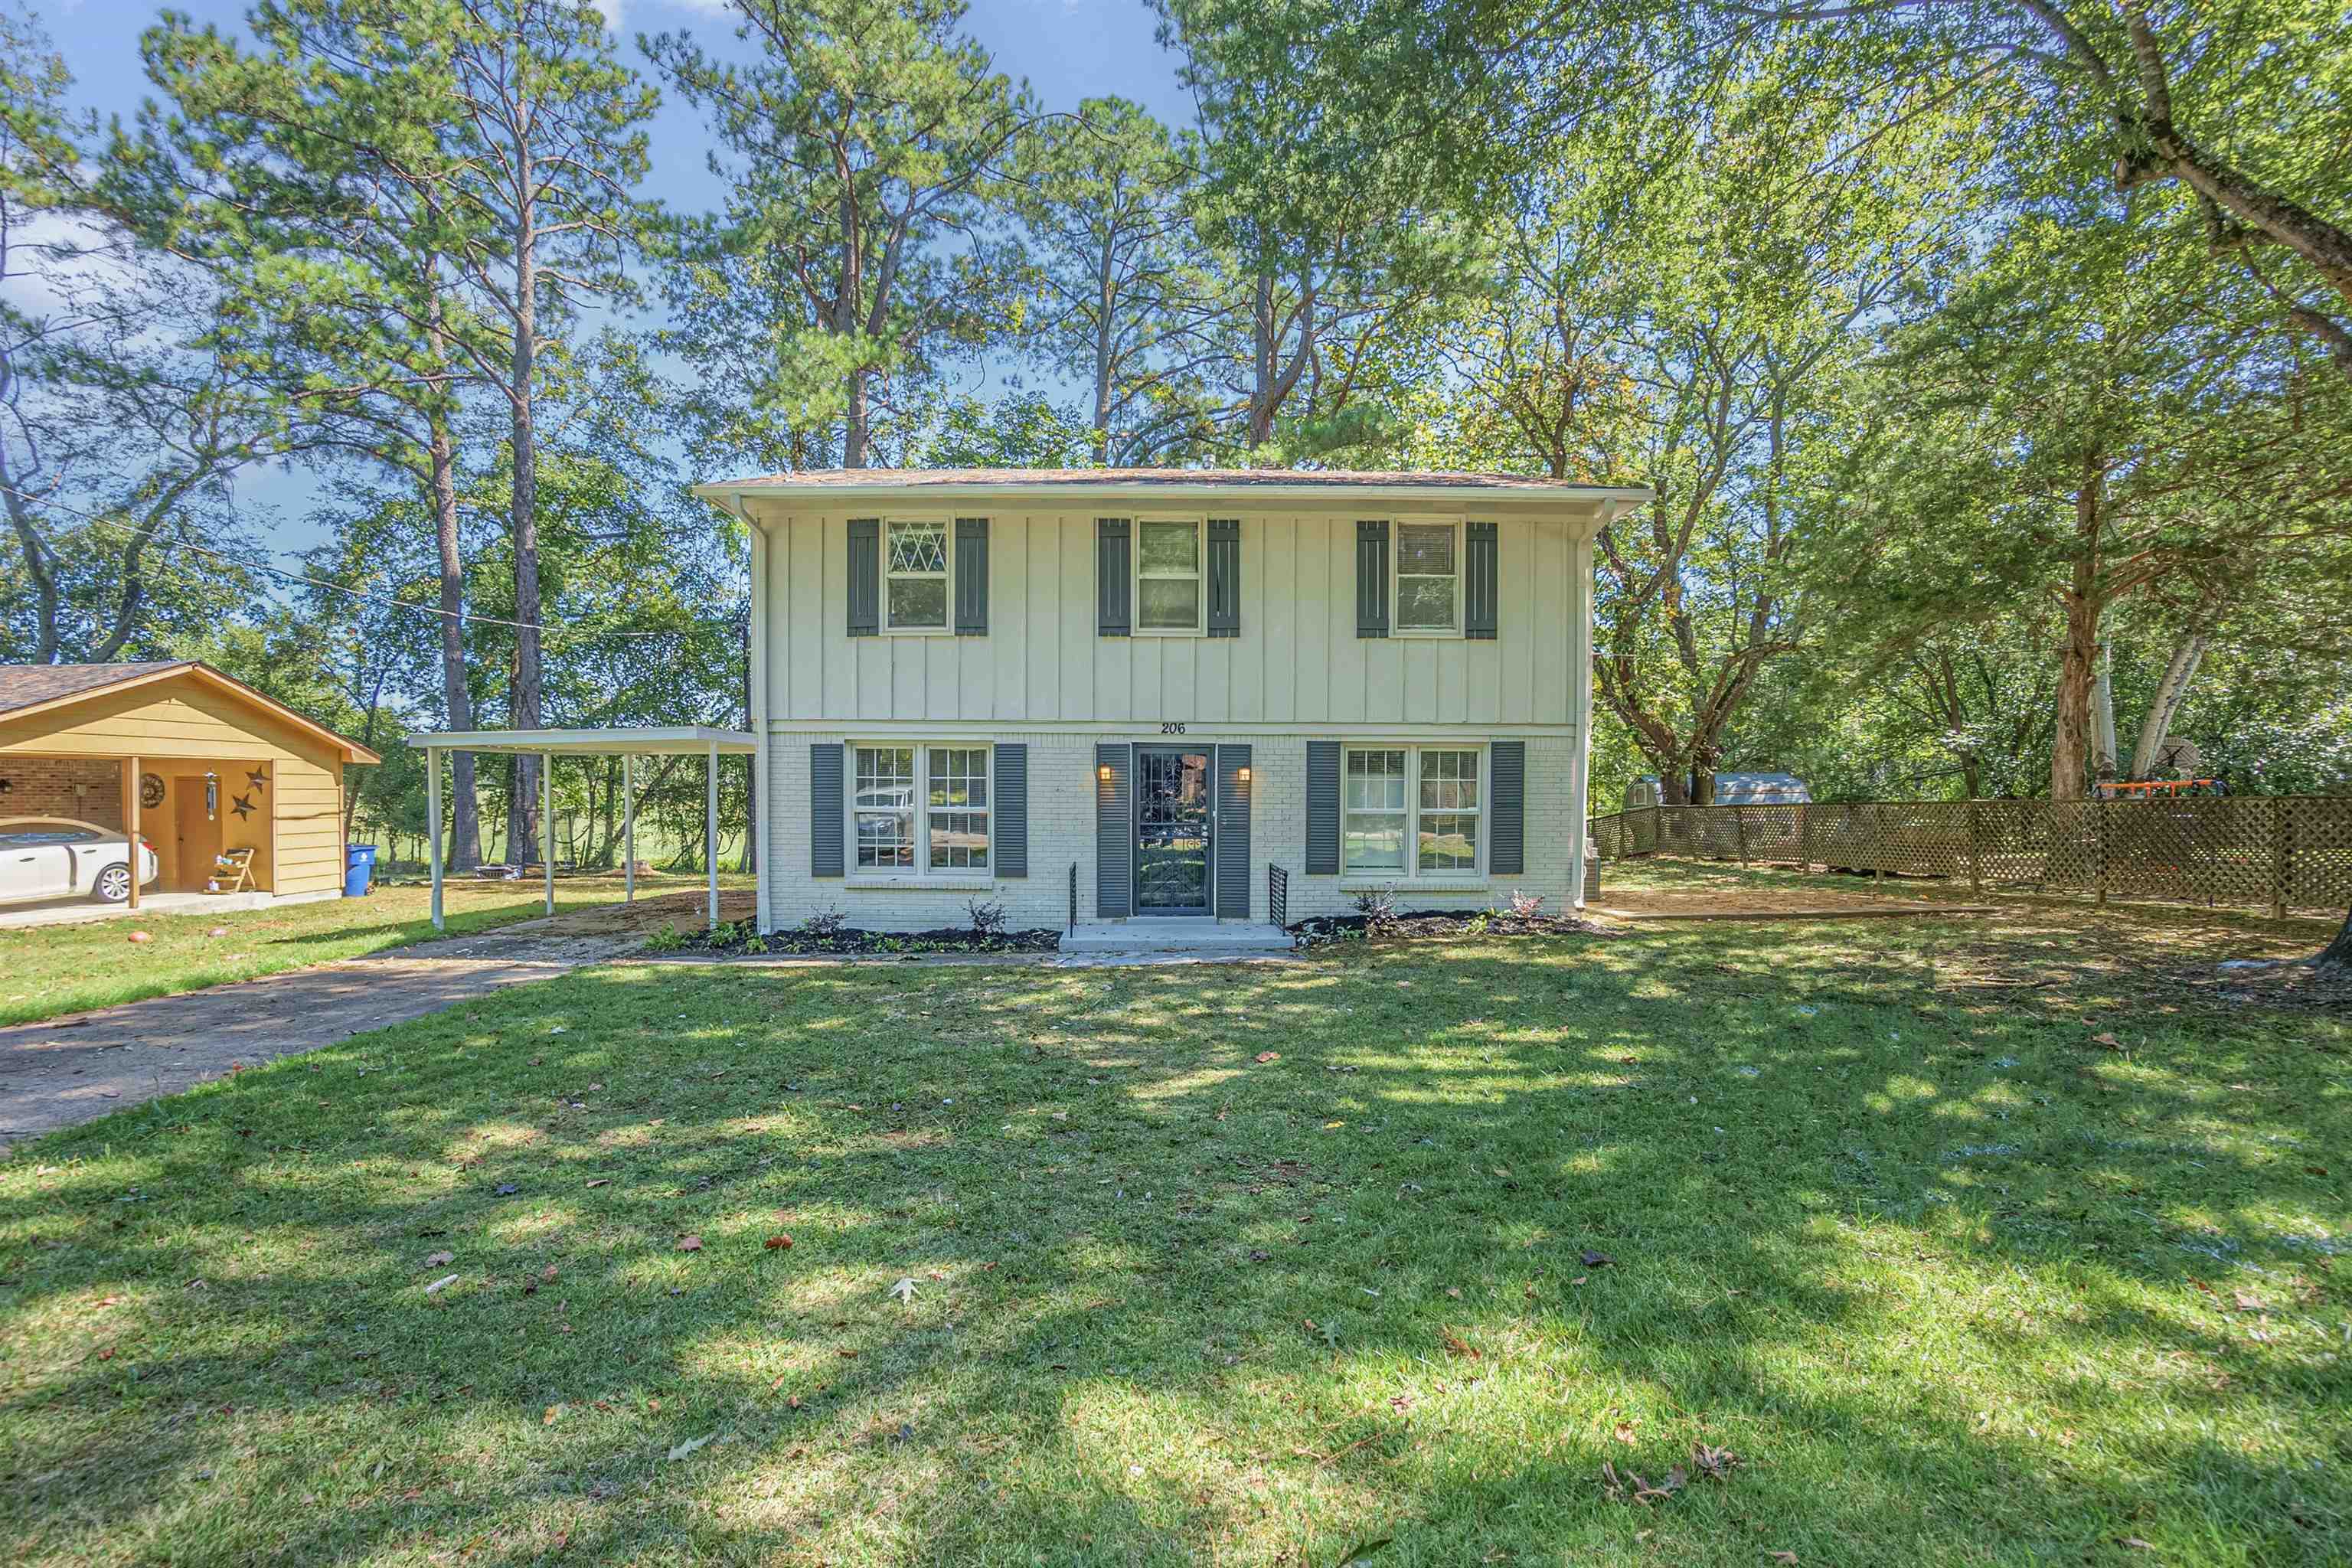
xmin=3 ymin=922 xmax=2346 ymax=1564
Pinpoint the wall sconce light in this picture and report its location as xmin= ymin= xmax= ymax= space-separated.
xmin=1098 ymin=764 xmax=1113 ymax=782
xmin=1236 ymin=766 xmax=1251 ymax=782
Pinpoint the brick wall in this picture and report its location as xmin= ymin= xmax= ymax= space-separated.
xmin=762 ymin=731 xmax=1582 ymax=933
xmin=0 ymin=757 xmax=123 ymax=828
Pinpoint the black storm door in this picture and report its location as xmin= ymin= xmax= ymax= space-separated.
xmin=1134 ymin=746 xmax=1214 ymax=913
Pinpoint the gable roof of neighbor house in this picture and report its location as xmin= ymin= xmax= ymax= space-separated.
xmin=0 ymin=662 xmax=381 ymax=763
xmin=694 ymin=467 xmax=1652 ymax=511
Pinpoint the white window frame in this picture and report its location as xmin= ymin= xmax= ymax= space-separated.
xmin=1390 ymin=514 xmax=1465 ymax=637
xmin=846 ymin=742 xmax=994 ymax=884
xmin=1339 ymin=742 xmax=1486 ymax=883
xmin=881 ymin=515 xmax=954 ymax=635
xmin=1132 ymin=514 xmax=1207 ymax=636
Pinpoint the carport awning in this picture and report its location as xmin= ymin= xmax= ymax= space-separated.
xmin=403 ymin=727 xmax=757 ymax=933
xmin=403 ymin=726 xmax=755 ymax=756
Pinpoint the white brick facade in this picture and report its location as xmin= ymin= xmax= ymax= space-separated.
xmin=760 ymin=727 xmax=1583 ymax=933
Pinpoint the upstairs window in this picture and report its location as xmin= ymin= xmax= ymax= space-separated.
xmin=884 ymin=518 xmax=950 ymax=631
xmin=1393 ymin=519 xmax=1462 ymax=633
xmin=1135 ymin=518 xmax=1204 ymax=633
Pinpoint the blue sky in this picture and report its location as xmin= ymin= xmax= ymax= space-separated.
xmin=23 ymin=0 xmax=1191 ymax=550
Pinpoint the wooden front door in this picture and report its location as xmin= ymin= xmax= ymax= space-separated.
xmin=171 ymin=776 xmax=221 ymax=891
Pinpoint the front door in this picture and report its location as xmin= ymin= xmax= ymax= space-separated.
xmin=172 ymin=776 xmax=221 ymax=892
xmin=1134 ymin=746 xmax=1214 ymax=914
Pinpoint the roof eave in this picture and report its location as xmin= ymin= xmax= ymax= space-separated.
xmin=691 ymin=479 xmax=1655 ymax=512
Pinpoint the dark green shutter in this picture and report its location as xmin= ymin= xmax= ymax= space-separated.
xmin=1097 ymin=518 xmax=1131 ymax=636
xmin=1490 ymin=740 xmax=1525 ymax=876
xmin=1216 ymin=744 xmax=1252 ymax=916
xmin=1096 ymin=743 xmax=1131 ymax=916
xmin=1305 ymin=740 xmax=1340 ymax=874
xmin=811 ymin=743 xmax=844 ymax=877
xmin=846 ymin=519 xmax=879 ymax=636
xmin=955 ymin=517 xmax=988 ymax=635
xmin=995 ymin=743 xmax=1027 ymax=876
xmin=1465 ymin=521 xmax=1498 ymax=639
xmin=1355 ymin=521 xmax=1389 ymax=638
xmin=1206 ymin=518 xmax=1241 ymax=638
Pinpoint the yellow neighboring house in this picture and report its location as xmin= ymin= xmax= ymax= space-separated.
xmin=0 ymin=662 xmax=380 ymax=909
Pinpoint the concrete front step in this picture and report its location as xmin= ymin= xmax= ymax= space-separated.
xmin=1060 ymin=919 xmax=1294 ymax=954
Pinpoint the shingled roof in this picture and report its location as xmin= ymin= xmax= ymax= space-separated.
xmin=0 ymin=662 xmax=192 ymax=717
xmin=704 ymin=466 xmax=1630 ymax=492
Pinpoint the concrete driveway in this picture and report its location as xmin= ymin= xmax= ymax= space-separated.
xmin=0 ymin=926 xmax=640 ymax=1153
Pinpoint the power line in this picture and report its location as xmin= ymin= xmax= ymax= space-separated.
xmin=1 ymin=482 xmax=702 ymax=642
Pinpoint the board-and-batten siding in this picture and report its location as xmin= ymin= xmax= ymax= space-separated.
xmin=753 ymin=504 xmax=1585 ymax=727
xmin=0 ymin=676 xmax=351 ymax=896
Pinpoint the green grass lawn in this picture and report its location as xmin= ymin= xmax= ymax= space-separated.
xmin=0 ymin=876 xmax=744 ymax=1028
xmin=2 ymin=885 xmax=2346 ymax=1565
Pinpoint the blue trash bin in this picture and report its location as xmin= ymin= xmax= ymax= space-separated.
xmin=345 ymin=843 xmax=378 ymax=897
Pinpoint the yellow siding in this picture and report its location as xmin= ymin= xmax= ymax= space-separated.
xmin=0 ymin=674 xmax=350 ymax=895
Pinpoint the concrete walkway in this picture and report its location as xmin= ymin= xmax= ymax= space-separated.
xmin=0 ymin=927 xmax=639 ymax=1153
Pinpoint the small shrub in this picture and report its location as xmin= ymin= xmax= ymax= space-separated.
xmin=1510 ymin=888 xmax=1545 ymax=920
xmin=965 ymin=897 xmax=1008 ymax=937
xmin=1351 ymin=885 xmax=1400 ymax=933
xmin=801 ymin=906 xmax=848 ymax=939
xmin=1465 ymin=910 xmax=1491 ymax=935
xmin=644 ymin=923 xmax=684 ymax=952
xmin=743 ymin=935 xmax=769 ymax=956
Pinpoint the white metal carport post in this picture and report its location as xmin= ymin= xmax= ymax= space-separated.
xmin=541 ymin=751 xmax=555 ymax=916
xmin=622 ymin=753 xmax=635 ymax=903
xmin=705 ymin=737 xmax=719 ymax=930
xmin=427 ymin=743 xmax=444 ymax=932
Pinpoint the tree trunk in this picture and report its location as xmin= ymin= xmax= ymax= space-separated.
xmin=2317 ymin=905 xmax=2352 ymax=969
xmin=506 ymin=207 xmax=544 ymax=861
xmin=1094 ymin=233 xmax=1116 ymax=465
xmin=2050 ymin=463 xmax=2106 ymax=801
xmin=2128 ymin=627 xmax=2209 ymax=779
xmin=426 ymin=387 xmax=482 ymax=871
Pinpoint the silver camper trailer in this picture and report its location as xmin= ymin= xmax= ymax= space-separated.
xmin=1625 ymin=772 xmax=1811 ymax=810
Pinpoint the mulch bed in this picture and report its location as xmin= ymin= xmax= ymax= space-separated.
xmin=679 ymin=923 xmax=1062 ymax=957
xmin=1290 ymin=910 xmax=1615 ymax=946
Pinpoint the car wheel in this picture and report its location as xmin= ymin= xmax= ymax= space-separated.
xmin=93 ymin=864 xmax=132 ymax=903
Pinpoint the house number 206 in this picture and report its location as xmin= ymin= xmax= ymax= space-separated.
xmin=1159 ymin=722 xmax=1187 ymax=734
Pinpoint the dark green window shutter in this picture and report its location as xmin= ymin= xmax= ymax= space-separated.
xmin=811 ymin=743 xmax=844 ymax=877
xmin=1206 ymin=518 xmax=1241 ymax=638
xmin=1355 ymin=520 xmax=1389 ymax=638
xmin=1096 ymin=743 xmax=1131 ymax=916
xmin=994 ymin=743 xmax=1027 ymax=876
xmin=846 ymin=518 xmax=880 ymax=636
xmin=1465 ymin=521 xmax=1498 ymax=639
xmin=1305 ymin=740 xmax=1340 ymax=874
xmin=955 ymin=517 xmax=989 ymax=635
xmin=1490 ymin=740 xmax=1525 ymax=875
xmin=1216 ymin=744 xmax=1252 ymax=916
xmin=1097 ymin=518 xmax=1131 ymax=636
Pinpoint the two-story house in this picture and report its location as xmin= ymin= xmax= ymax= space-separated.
xmin=692 ymin=469 xmax=1650 ymax=935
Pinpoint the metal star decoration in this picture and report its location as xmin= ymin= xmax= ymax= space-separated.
xmin=246 ymin=768 xmax=268 ymax=791
xmin=230 ymin=793 xmax=256 ymax=820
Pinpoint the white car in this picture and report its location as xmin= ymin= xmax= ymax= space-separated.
xmin=0 ymin=818 xmax=161 ymax=905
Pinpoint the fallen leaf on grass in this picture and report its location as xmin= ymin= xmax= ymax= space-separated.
xmin=2118 ymin=1540 xmax=2154 ymax=1552
xmin=1439 ymin=1329 xmax=1481 ymax=1360
xmin=585 ymin=1179 xmax=609 ymax=1188
xmin=1613 ymin=1423 xmax=1638 ymax=1444
xmin=544 ymin=1404 xmax=564 ymax=1425
xmin=676 ymin=1236 xmax=703 ymax=1253
xmin=1690 ymin=1442 xmax=1739 ymax=1479
xmin=424 ymin=1251 xmax=456 ymax=1267
xmin=1255 ymin=1052 xmax=1280 ymax=1063
xmin=423 ymin=1274 xmax=459 ymax=1295
xmin=2232 ymin=1291 xmax=2265 ymax=1312
xmin=1767 ymin=1553 xmax=1798 ymax=1565
xmin=889 ymin=1276 xmax=918 ymax=1304
xmin=1581 ymin=1250 xmax=1615 ymax=1268
xmin=2091 ymin=1032 xmax=2122 ymax=1050
xmin=665 ymin=1432 xmax=715 ymax=1462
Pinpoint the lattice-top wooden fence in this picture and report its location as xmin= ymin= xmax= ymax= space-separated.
xmin=1589 ymin=797 xmax=2352 ymax=918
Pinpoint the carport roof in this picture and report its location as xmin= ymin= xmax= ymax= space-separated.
xmin=403 ymin=726 xmax=756 ymax=756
